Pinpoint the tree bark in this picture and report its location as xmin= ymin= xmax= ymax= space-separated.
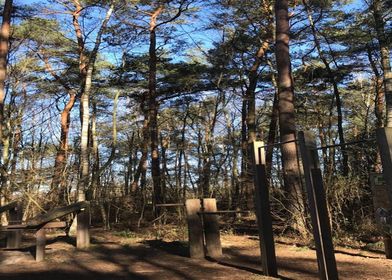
xmin=371 ymin=0 xmax=392 ymax=127
xmin=0 ymin=0 xmax=12 ymax=146
xmin=74 ymin=2 xmax=114 ymax=198
xmin=275 ymin=0 xmax=306 ymax=233
xmin=0 ymin=0 xmax=12 ymax=200
xmin=149 ymin=7 xmax=164 ymax=216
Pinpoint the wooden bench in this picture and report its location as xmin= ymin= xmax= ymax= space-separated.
xmin=1 ymin=201 xmax=90 ymax=261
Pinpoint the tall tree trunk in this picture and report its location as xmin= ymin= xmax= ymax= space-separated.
xmin=39 ymin=49 xmax=78 ymax=205
xmin=149 ymin=7 xmax=164 ymax=216
xmin=0 ymin=0 xmax=12 ymax=203
xmin=275 ymin=0 xmax=306 ymax=234
xmin=372 ymin=0 xmax=392 ymax=127
xmin=367 ymin=46 xmax=384 ymax=172
xmin=124 ymin=132 xmax=135 ymax=195
xmin=131 ymin=108 xmax=149 ymax=192
xmin=245 ymin=42 xmax=270 ymax=209
xmin=240 ymin=97 xmax=248 ymax=208
xmin=265 ymin=60 xmax=279 ymax=181
xmin=0 ymin=0 xmax=12 ymax=147
xmin=75 ymin=2 xmax=114 ymax=199
xmin=91 ymin=100 xmax=100 ymax=199
xmin=52 ymin=93 xmax=76 ymax=203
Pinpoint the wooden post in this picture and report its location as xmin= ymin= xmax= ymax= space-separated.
xmin=202 ymin=198 xmax=222 ymax=258
xmin=36 ymin=227 xmax=46 ymax=262
xmin=376 ymin=128 xmax=392 ymax=258
xmin=6 ymin=203 xmax=22 ymax=249
xmin=298 ymin=131 xmax=338 ymax=280
xmin=77 ymin=192 xmax=90 ymax=249
xmin=185 ymin=199 xmax=204 ymax=258
xmin=376 ymin=128 xmax=392 ymax=206
xmin=251 ymin=141 xmax=278 ymax=277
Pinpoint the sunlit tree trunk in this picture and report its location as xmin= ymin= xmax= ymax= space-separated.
xmin=275 ymin=0 xmax=306 ymax=234
xmin=371 ymin=0 xmax=392 ymax=127
xmin=149 ymin=7 xmax=164 ymax=216
xmin=74 ymin=1 xmax=114 ymax=199
xmin=0 ymin=0 xmax=12 ymax=148
xmin=0 ymin=0 xmax=12 ymax=204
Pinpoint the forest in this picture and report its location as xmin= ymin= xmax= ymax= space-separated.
xmin=0 ymin=0 xmax=392 ymax=279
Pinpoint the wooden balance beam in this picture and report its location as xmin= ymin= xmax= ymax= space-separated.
xmin=1 ymin=201 xmax=90 ymax=261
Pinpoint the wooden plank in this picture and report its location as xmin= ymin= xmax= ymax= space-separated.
xmin=43 ymin=221 xmax=67 ymax=229
xmin=202 ymin=198 xmax=222 ymax=259
xmin=376 ymin=128 xmax=392 ymax=211
xmin=156 ymin=203 xmax=184 ymax=207
xmin=376 ymin=128 xmax=392 ymax=259
xmin=311 ymin=168 xmax=339 ymax=279
xmin=2 ymin=221 xmax=67 ymax=231
xmin=76 ymin=210 xmax=90 ymax=248
xmin=298 ymin=131 xmax=338 ymax=280
xmin=35 ymin=228 xmax=46 ymax=262
xmin=27 ymin=201 xmax=89 ymax=229
xmin=251 ymin=141 xmax=278 ymax=277
xmin=185 ymin=199 xmax=204 ymax=258
xmin=199 ymin=210 xmax=251 ymax=215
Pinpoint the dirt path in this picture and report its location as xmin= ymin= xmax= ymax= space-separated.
xmin=1 ymin=230 xmax=392 ymax=280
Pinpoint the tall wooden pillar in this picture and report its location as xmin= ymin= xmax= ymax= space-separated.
xmin=298 ymin=131 xmax=338 ymax=280
xmin=185 ymin=199 xmax=204 ymax=258
xmin=251 ymin=141 xmax=278 ymax=277
xmin=376 ymin=128 xmax=392 ymax=258
xmin=202 ymin=198 xmax=222 ymax=258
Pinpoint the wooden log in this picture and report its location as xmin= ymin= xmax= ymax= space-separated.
xmin=202 ymin=198 xmax=222 ymax=259
xmin=311 ymin=168 xmax=339 ymax=279
xmin=198 ymin=210 xmax=251 ymax=215
xmin=2 ymin=221 xmax=67 ymax=231
xmin=43 ymin=221 xmax=67 ymax=229
xmin=376 ymin=128 xmax=392 ymax=258
xmin=35 ymin=227 xmax=46 ymax=262
xmin=298 ymin=131 xmax=338 ymax=280
xmin=76 ymin=210 xmax=90 ymax=248
xmin=27 ymin=201 xmax=89 ymax=229
xmin=185 ymin=199 xmax=204 ymax=258
xmin=155 ymin=203 xmax=185 ymax=207
xmin=251 ymin=141 xmax=278 ymax=277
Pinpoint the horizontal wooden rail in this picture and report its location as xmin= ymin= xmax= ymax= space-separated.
xmin=198 ymin=210 xmax=252 ymax=215
xmin=155 ymin=203 xmax=185 ymax=207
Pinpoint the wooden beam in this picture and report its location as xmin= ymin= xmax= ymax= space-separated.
xmin=376 ymin=128 xmax=392 ymax=210
xmin=251 ymin=141 xmax=278 ymax=277
xmin=376 ymin=127 xmax=392 ymax=259
xmin=202 ymin=198 xmax=222 ymax=258
xmin=76 ymin=210 xmax=89 ymax=248
xmin=185 ymin=199 xmax=204 ymax=258
xmin=298 ymin=131 xmax=338 ymax=280
xmin=156 ymin=203 xmax=185 ymax=207
xmin=27 ymin=201 xmax=89 ymax=229
xmin=198 ymin=210 xmax=251 ymax=215
xmin=35 ymin=228 xmax=46 ymax=262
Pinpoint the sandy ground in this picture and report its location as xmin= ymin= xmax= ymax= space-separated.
xmin=1 ymin=229 xmax=391 ymax=280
